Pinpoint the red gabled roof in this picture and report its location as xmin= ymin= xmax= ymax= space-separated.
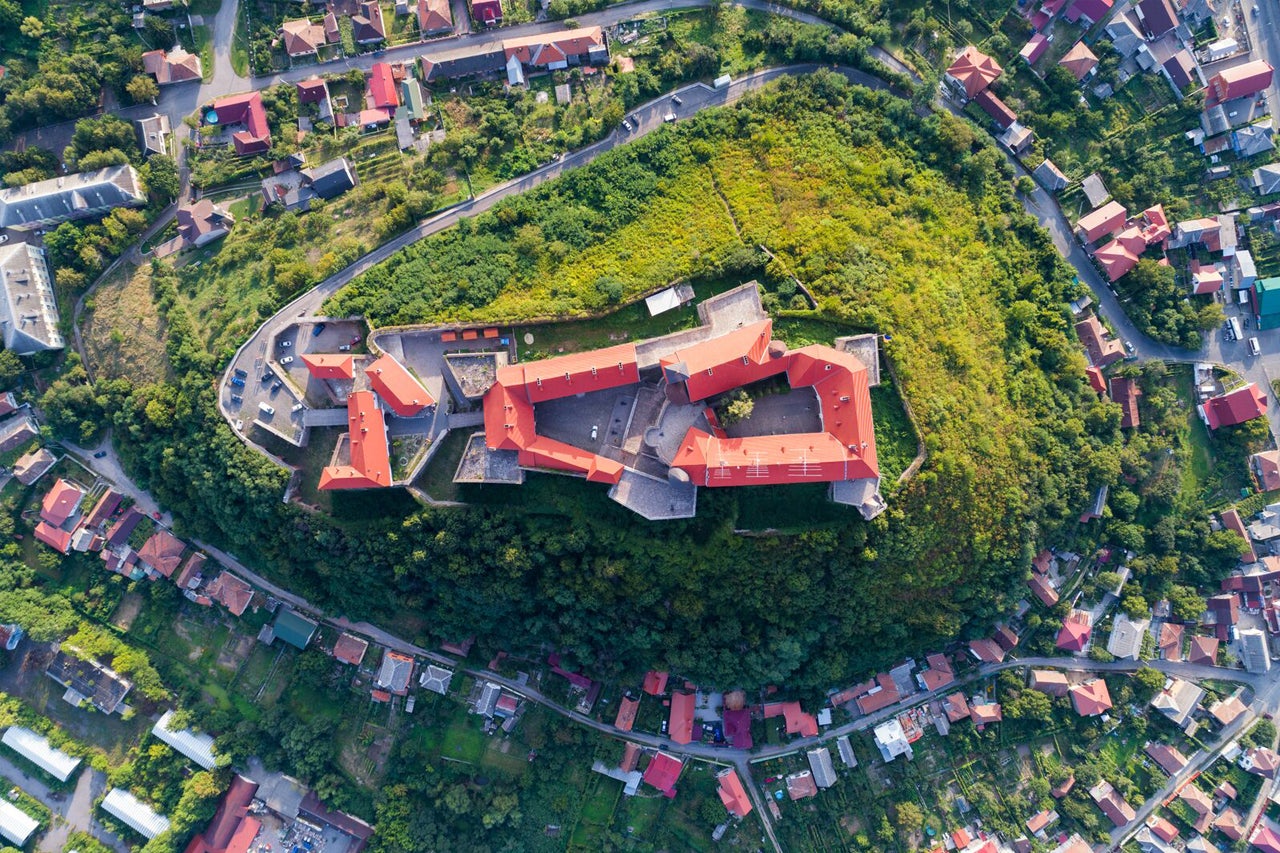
xmin=614 ymin=696 xmax=640 ymax=732
xmin=1077 ymin=200 xmax=1128 ymax=244
xmin=511 ymin=343 xmax=639 ymax=403
xmin=643 ymin=752 xmax=682 ymax=796
xmin=303 ymin=353 xmax=354 ymax=380
xmin=1069 ymin=679 xmax=1112 ymax=716
xmin=333 ymin=633 xmax=369 ymax=665
xmin=366 ymin=354 xmax=433 ymax=416
xmin=34 ymin=521 xmax=73 ymax=554
xmin=320 ymin=391 xmax=392 ymax=489
xmin=417 ymin=0 xmax=452 ymax=31
xmin=1253 ymin=824 xmax=1280 ymax=853
xmin=1028 ymin=574 xmax=1059 ymax=608
xmin=41 ymin=479 xmax=84 ymax=527
xmin=973 ymin=89 xmax=1017 ymax=129
xmin=471 ymin=0 xmax=502 ymax=22
xmin=139 ymin=530 xmax=186 ymax=577
xmin=1057 ymin=611 xmax=1092 ymax=651
xmin=856 ymin=673 xmax=901 ymax=713
xmin=723 ymin=708 xmax=752 ymax=748
xmin=367 ymin=62 xmax=399 ymax=111
xmin=763 ymin=701 xmax=818 ymax=737
xmin=1110 ymin=376 xmax=1141 ymax=428
xmin=668 ymin=691 xmax=695 ymax=744
xmin=946 ymin=46 xmax=1003 ymax=97
xmin=209 ymin=572 xmax=254 ymax=616
xmin=642 ymin=670 xmax=669 ymax=695
xmin=184 ymin=775 xmax=260 ymax=853
xmin=518 ymin=436 xmax=624 ymax=484
xmin=716 ymin=768 xmax=753 ymax=818
xmin=1204 ymin=383 xmax=1267 ymax=430
xmin=1086 ymin=366 xmax=1107 ymax=395
xmin=1094 ymin=235 xmax=1142 ymax=282
xmin=660 ymin=320 xmax=779 ymax=403
xmin=211 ymin=92 xmax=270 ymax=155
xmin=502 ymin=27 xmax=605 ymax=66
xmin=1020 ymin=33 xmax=1050 ymax=65
xmin=296 ymin=76 xmax=328 ymax=104
xmin=1059 ymin=41 xmax=1098 ymax=80
xmin=1209 ymin=60 xmax=1273 ymax=104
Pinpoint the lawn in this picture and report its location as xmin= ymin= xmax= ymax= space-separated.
xmin=413 ymin=426 xmax=475 ymax=502
xmin=81 ymin=261 xmax=172 ymax=384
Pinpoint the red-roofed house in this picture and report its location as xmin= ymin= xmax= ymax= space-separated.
xmin=614 ymin=695 xmax=639 ymax=732
xmin=1110 ymin=376 xmax=1141 ymax=428
xmin=1145 ymin=742 xmax=1188 ymax=775
xmin=471 ymin=0 xmax=502 ymax=24
xmin=34 ymin=523 xmax=74 ymax=554
xmin=142 ymin=48 xmax=203 ymax=85
xmin=1028 ymin=574 xmax=1059 ymax=608
xmin=1090 ymin=780 xmax=1135 ymax=827
xmin=642 ymin=670 xmax=668 ymax=695
xmin=716 ymin=767 xmax=752 ymax=817
xmin=296 ymin=77 xmax=328 ymax=104
xmin=968 ymin=637 xmax=1005 ymax=663
xmin=1077 ymin=200 xmax=1128 ymax=244
xmin=643 ymin=752 xmax=683 ymax=796
xmin=973 ymin=89 xmax=1017 ymax=129
xmin=1086 ymin=366 xmax=1107 ymax=395
xmin=919 ymin=653 xmax=955 ymax=692
xmin=367 ymin=63 xmax=399 ymax=112
xmin=1188 ymin=634 xmax=1219 ymax=665
xmin=1243 ymin=747 xmax=1280 ymax=778
xmin=183 ymin=775 xmax=261 ymax=853
xmin=1075 ymin=314 xmax=1125 ymax=366
xmin=139 ymin=530 xmax=185 ymax=578
xmin=1204 ymin=383 xmax=1267 ymax=430
xmin=1254 ymin=450 xmax=1280 ymax=491
xmin=1220 ymin=509 xmax=1256 ymax=563
xmin=502 ymin=27 xmax=608 ymax=70
xmin=303 ymin=353 xmax=354 ymax=381
xmin=1253 ymin=823 xmax=1280 ymax=853
xmin=856 ymin=673 xmax=901 ymax=713
xmin=208 ymin=572 xmax=255 ymax=616
xmin=417 ymin=0 xmax=452 ymax=35
xmin=41 ymin=479 xmax=84 ymax=527
xmin=1065 ymin=0 xmax=1113 ymax=24
xmin=723 ymin=708 xmax=752 ymax=748
xmin=1059 ymin=41 xmax=1098 ymax=80
xmin=1159 ymin=622 xmax=1183 ymax=661
xmin=668 ymin=691 xmax=695 ymax=744
xmin=945 ymin=46 xmax=1003 ymax=99
xmin=319 ymin=391 xmax=393 ymax=489
xmin=333 ymin=633 xmax=368 ymax=666
xmin=1057 ymin=610 xmax=1092 ymax=652
xmin=211 ymin=92 xmax=271 ymax=155
xmin=1020 ymin=34 xmax=1050 ymax=65
xmin=1209 ymin=60 xmax=1274 ymax=105
xmin=1215 ymin=808 xmax=1245 ymax=840
xmin=1191 ymin=259 xmax=1225 ymax=295
xmin=944 ymin=692 xmax=970 ymax=723
xmin=280 ymin=18 xmax=329 ymax=57
xmin=764 ymin=701 xmax=819 ymax=737
xmin=1147 ymin=815 xmax=1178 ymax=844
xmin=366 ymin=354 xmax=433 ymax=416
xmin=1069 ymin=679 xmax=1112 ymax=716
xmin=970 ymin=703 xmax=1002 ymax=726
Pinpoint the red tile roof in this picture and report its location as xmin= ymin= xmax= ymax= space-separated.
xmin=1059 ymin=41 xmax=1098 ymax=80
xmin=471 ymin=0 xmax=502 ymax=23
xmin=619 ymin=742 xmax=641 ymax=772
xmin=856 ymin=673 xmax=902 ymax=713
xmin=296 ymin=77 xmax=327 ymax=103
xmin=1254 ymin=825 xmax=1280 ymax=853
xmin=514 ymin=343 xmax=639 ymax=403
xmin=946 ymin=46 xmax=1003 ymax=97
xmin=367 ymin=62 xmax=399 ymax=111
xmin=1145 ymin=742 xmax=1188 ymax=775
xmin=1069 ymin=679 xmax=1112 ymax=716
xmin=1077 ymin=200 xmax=1128 ymax=244
xmin=614 ymin=696 xmax=639 ymax=732
xmin=1110 ymin=376 xmax=1141 ymax=428
xmin=1028 ymin=574 xmax=1059 ymax=608
xmin=320 ymin=391 xmax=392 ymax=489
xmin=1075 ymin=314 xmax=1124 ymax=367
xmin=417 ymin=0 xmax=452 ymax=31
xmin=669 ymin=691 xmax=695 ymax=744
xmin=303 ymin=353 xmax=354 ymax=380
xmin=1064 ymin=0 xmax=1113 ymax=22
xmin=764 ymin=701 xmax=819 ymax=737
xmin=1057 ymin=610 xmax=1092 ymax=651
xmin=716 ymin=768 xmax=752 ymax=817
xmin=34 ymin=521 xmax=73 ymax=554
xmin=1020 ymin=33 xmax=1050 ymax=65
xmin=1159 ymin=622 xmax=1183 ymax=661
xmin=1188 ymin=635 xmax=1218 ymax=665
xmin=1209 ymin=60 xmax=1273 ymax=104
xmin=502 ymin=27 xmax=605 ymax=67
xmin=333 ymin=633 xmax=368 ymax=665
xmin=139 ymin=530 xmax=186 ymax=577
xmin=642 ymin=752 xmax=682 ymax=796
xmin=184 ymin=775 xmax=260 ymax=853
xmin=281 ymin=18 xmax=328 ymax=56
xmin=969 ymin=637 xmax=1005 ymax=663
xmin=920 ymin=655 xmax=955 ymax=692
xmin=1256 ymin=451 xmax=1280 ymax=491
xmin=41 ymin=479 xmax=84 ymax=527
xmin=973 ymin=89 xmax=1017 ymax=129
xmin=210 ymin=572 xmax=254 ymax=616
xmin=1147 ymin=815 xmax=1178 ymax=843
xmin=1204 ymin=383 xmax=1267 ymax=430
xmin=642 ymin=670 xmax=668 ymax=695
xmin=660 ymin=320 xmax=780 ymax=403
xmin=970 ymin=702 xmax=1002 ymax=725
xmin=366 ymin=354 xmax=433 ymax=416
xmin=211 ymin=92 xmax=271 ymax=155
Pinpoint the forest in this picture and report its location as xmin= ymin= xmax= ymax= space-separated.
xmin=34 ymin=72 xmax=1130 ymax=708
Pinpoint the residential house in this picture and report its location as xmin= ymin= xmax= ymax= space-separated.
xmin=1255 ymin=164 xmax=1280 ymax=195
xmin=1208 ymin=694 xmax=1248 ymax=726
xmin=176 ymin=200 xmax=234 ymax=249
xmin=614 ymin=695 xmax=639 ymax=732
xmin=1241 ymin=627 xmax=1271 ymax=673
xmin=1090 ymin=780 xmax=1136 ymax=827
xmin=1253 ymin=451 xmax=1280 ymax=491
xmin=1065 ymin=0 xmax=1113 ymax=25
xmin=716 ymin=767 xmax=751 ymax=817
xmin=807 ymin=748 xmax=837 ymax=788
xmin=668 ymin=691 xmax=695 ymax=744
xmin=1057 ymin=610 xmax=1093 ymax=652
xmin=945 ymin=46 xmax=1003 ymax=99
xmin=1202 ymin=383 xmax=1267 ymax=429
xmin=1218 ymin=511 xmax=1256 ymax=564
xmin=302 ymin=157 xmax=357 ymax=200
xmin=1105 ymin=15 xmax=1144 ymax=56
xmin=1158 ymin=622 xmax=1183 ymax=660
xmin=1252 ymin=825 xmax=1280 ymax=853
xmin=0 ymin=164 xmax=145 ymax=231
xmin=1146 ymin=816 xmax=1180 ymax=845
xmin=1059 ymin=42 xmax=1098 ymax=81
xmin=1082 ymin=173 xmax=1110 ymax=207
xmin=1027 ymin=809 xmax=1059 ymax=838
xmin=1152 ymin=677 xmax=1203 ymax=728
xmin=376 ymin=651 xmax=414 ymax=694
xmin=1108 ymin=614 xmax=1149 ymax=660
xmin=785 ymin=770 xmax=818 ymax=800
xmin=502 ymin=27 xmax=609 ymax=73
xmin=943 ymin=692 xmax=970 ymax=724
xmin=1242 ymin=746 xmax=1280 ymax=778
xmin=419 ymin=664 xmax=452 ymax=695
xmin=1034 ymin=159 xmax=1069 ymax=191
xmin=1208 ymin=60 xmax=1274 ymax=105
xmin=1233 ymin=121 xmax=1275 ymax=159
xmin=1190 ymin=259 xmax=1224 ymax=295
xmin=281 ymin=18 xmax=329 ymax=57
xmin=333 ymin=633 xmax=368 ymax=666
xmin=1077 ymin=200 xmax=1128 ymax=244
xmin=873 ymin=718 xmax=913 ymax=762
xmin=209 ymin=92 xmax=271 ymax=155
xmin=999 ymin=122 xmax=1034 ymax=154
xmin=642 ymin=670 xmax=668 ymax=695
xmin=968 ymin=637 xmax=1005 ymax=663
xmin=367 ymin=63 xmax=399 ymax=112
xmin=0 ymin=243 xmax=63 ymax=353
xmin=1069 ymin=679 xmax=1112 ymax=716
xmin=46 ymin=649 xmax=131 ymax=714
xmin=1258 ymin=276 xmax=1280 ymax=328
xmin=1111 ymin=376 xmax=1141 ymax=428
xmin=136 ymin=113 xmax=171 ymax=158
xmin=1137 ymin=0 xmax=1179 ymax=36
xmin=13 ymin=447 xmax=55 ymax=485
xmin=1075 ymin=314 xmax=1124 ymax=367
xmin=642 ymin=751 xmax=682 ymax=797
xmin=352 ymin=0 xmax=387 ymax=44
xmin=34 ymin=478 xmax=85 ymax=554
xmin=470 ymin=0 xmax=502 ymax=25
xmin=138 ymin=530 xmax=185 ymax=579
xmin=1214 ymin=808 xmax=1244 ymax=841
xmin=1029 ymin=669 xmax=1069 ymax=697
xmin=763 ymin=701 xmax=818 ymax=737
xmin=1146 ymin=742 xmax=1189 ymax=775
xmin=974 ymin=89 xmax=1017 ymax=129
xmin=141 ymin=48 xmax=202 ymax=85
xmin=101 ymin=789 xmax=169 ymax=840
xmin=417 ymin=0 xmax=452 ymax=34
xmin=1020 ymin=34 xmax=1050 ymax=65
xmin=970 ymin=702 xmax=1002 ymax=727
xmin=1162 ymin=50 xmax=1199 ymax=95
xmin=207 ymin=571 xmax=254 ymax=616
xmin=272 ymin=609 xmax=317 ymax=649
xmin=917 ymin=653 xmax=956 ymax=692
xmin=184 ymin=775 xmax=260 ymax=853
xmin=1028 ymin=574 xmax=1059 ymax=608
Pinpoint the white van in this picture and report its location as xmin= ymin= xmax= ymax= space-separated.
xmin=259 ymin=402 xmax=275 ymax=417
xmin=1250 ymin=337 xmax=1261 ymax=356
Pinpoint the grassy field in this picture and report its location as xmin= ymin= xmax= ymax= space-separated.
xmin=81 ymin=261 xmax=172 ymax=384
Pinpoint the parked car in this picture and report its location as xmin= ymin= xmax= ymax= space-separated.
xmin=292 ymin=403 xmax=304 ymax=413
xmin=279 ymin=339 xmax=292 ymax=348
xmin=230 ymin=376 xmax=245 ymax=388
xmin=233 ymin=368 xmax=247 ymax=378
xmin=280 ymin=356 xmax=294 ymax=365
xmin=259 ymin=402 xmax=275 ymax=417
xmin=338 ymin=344 xmax=352 ymax=352
xmin=230 ymin=394 xmax=243 ymax=404
xmin=312 ymin=323 xmax=326 ymax=336
xmin=1250 ymin=337 xmax=1261 ymax=356
xmin=351 ymin=335 xmax=361 ymax=344
xmin=672 ymin=95 xmax=683 ymax=105
xmin=664 ymin=113 xmax=677 ymax=123
xmin=622 ymin=120 xmax=632 ymax=131
xmin=263 ymin=368 xmax=275 ymax=380
xmin=93 ymin=450 xmax=108 ymax=458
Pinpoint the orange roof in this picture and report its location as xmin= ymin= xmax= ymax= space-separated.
xmin=224 ymin=816 xmax=261 ymax=853
xmin=1069 ymin=679 xmax=1112 ymax=716
xmin=34 ymin=521 xmax=73 ymax=554
xmin=1059 ymin=41 xmax=1098 ymax=80
xmin=41 ymin=479 xmax=84 ymax=527
xmin=669 ymin=691 xmax=695 ymax=744
xmin=946 ymin=46 xmax=1003 ymax=97
xmin=518 ymin=437 xmax=624 ymax=484
xmin=503 ymin=26 xmax=605 ymax=66
xmin=1077 ymin=200 xmax=1128 ymax=243
xmin=320 ymin=391 xmax=392 ymax=489
xmin=763 ymin=701 xmax=819 ymax=737
xmin=303 ymin=353 xmax=354 ymax=380
xmin=366 ymin=354 xmax=433 ymax=416
xmin=660 ymin=320 xmax=780 ymax=403
xmin=483 ymin=376 xmax=536 ymax=451
xmin=716 ymin=768 xmax=753 ymax=818
xmin=333 ymin=633 xmax=369 ymax=665
xmin=642 ymin=670 xmax=668 ymax=695
xmin=506 ymin=343 xmax=638 ymax=404
xmin=614 ymin=696 xmax=639 ymax=732
xmin=139 ymin=530 xmax=186 ymax=577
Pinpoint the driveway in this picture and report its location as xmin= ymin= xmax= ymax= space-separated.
xmin=0 ymin=752 xmax=129 ymax=853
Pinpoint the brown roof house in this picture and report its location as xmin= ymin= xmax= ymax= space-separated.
xmin=1188 ymin=635 xmax=1219 ymax=665
xmin=1254 ymin=451 xmax=1280 ymax=491
xmin=1145 ymin=742 xmax=1188 ymax=775
xmin=13 ymin=447 xmax=56 ymax=485
xmin=1090 ymin=779 xmax=1136 ymax=827
xmin=945 ymin=46 xmax=1003 ymax=99
xmin=207 ymin=571 xmax=254 ymax=616
xmin=176 ymin=200 xmax=234 ymax=249
xmin=141 ymin=48 xmax=202 ymax=85
xmin=1158 ymin=622 xmax=1183 ymax=661
xmin=1029 ymin=669 xmax=1070 ymax=697
xmin=352 ymin=0 xmax=387 ymax=44
xmin=138 ymin=530 xmax=185 ymax=579
xmin=280 ymin=18 xmax=330 ymax=57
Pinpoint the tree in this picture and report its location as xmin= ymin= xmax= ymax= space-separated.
xmin=126 ymin=75 xmax=160 ymax=105
xmin=19 ymin=15 xmax=44 ymax=38
xmin=1006 ymin=689 xmax=1052 ymax=722
xmin=1131 ymin=666 xmax=1164 ymax=702
xmin=0 ymin=351 xmax=22 ymax=387
xmin=142 ymin=155 xmax=179 ymax=202
xmin=895 ymin=801 xmax=923 ymax=835
xmin=1119 ymin=591 xmax=1148 ymax=618
xmin=1167 ymin=585 xmax=1205 ymax=623
xmin=719 ymin=389 xmax=755 ymax=426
